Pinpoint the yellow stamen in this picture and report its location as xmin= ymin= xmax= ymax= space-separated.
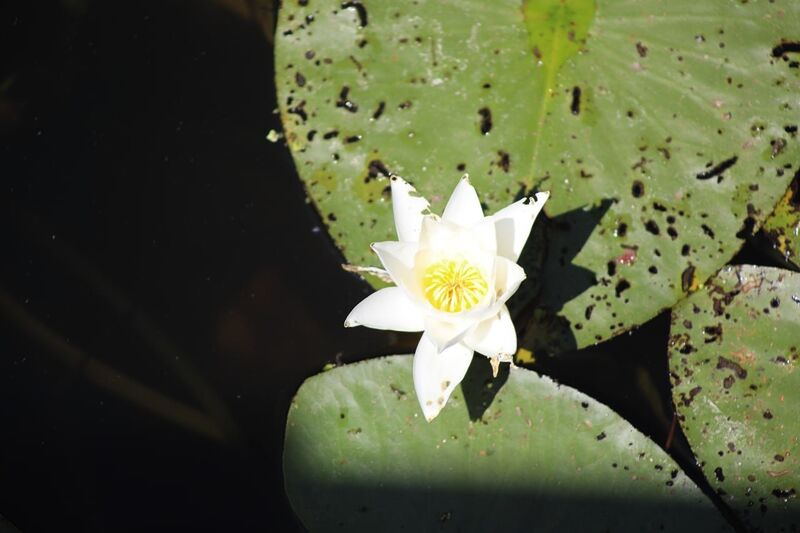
xmin=422 ymin=259 xmax=488 ymax=313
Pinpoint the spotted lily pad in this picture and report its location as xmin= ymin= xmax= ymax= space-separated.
xmin=521 ymin=1 xmax=800 ymax=353
xmin=284 ymin=355 xmax=729 ymax=531
xmin=276 ymin=1 xmax=799 ymax=353
xmin=760 ymin=171 xmax=800 ymax=270
xmin=275 ymin=0 xmax=541 ymax=269
xmin=668 ymin=265 xmax=800 ymax=531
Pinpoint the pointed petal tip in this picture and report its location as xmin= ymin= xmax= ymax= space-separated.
xmin=422 ymin=402 xmax=442 ymax=422
xmin=343 ymin=312 xmax=359 ymax=327
xmin=443 ymin=174 xmax=483 ymax=226
xmin=521 ymin=191 xmax=550 ymax=206
xmin=413 ymin=336 xmax=474 ymax=423
xmin=390 ymin=176 xmax=430 ymax=242
xmin=343 ymin=286 xmax=425 ymax=332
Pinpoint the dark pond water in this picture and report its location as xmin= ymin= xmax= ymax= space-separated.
xmin=0 ymin=1 xmax=779 ymax=531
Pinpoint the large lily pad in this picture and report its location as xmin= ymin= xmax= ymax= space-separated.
xmin=522 ymin=0 xmax=800 ymax=352
xmin=275 ymin=0 xmax=541 ymax=268
xmin=276 ymin=1 xmax=799 ymax=353
xmin=284 ymin=355 xmax=729 ymax=531
xmin=668 ymin=265 xmax=800 ymax=531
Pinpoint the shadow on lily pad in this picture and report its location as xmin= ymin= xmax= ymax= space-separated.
xmin=288 ymin=482 xmax=736 ymax=532
xmin=460 ymin=355 xmax=510 ymax=422
xmin=519 ymin=198 xmax=616 ymax=356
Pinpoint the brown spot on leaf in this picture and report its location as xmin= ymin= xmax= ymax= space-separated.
xmin=479 ymin=107 xmax=493 ymax=134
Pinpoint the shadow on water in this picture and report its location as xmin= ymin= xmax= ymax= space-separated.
xmin=0 ymin=0 xmax=404 ymax=531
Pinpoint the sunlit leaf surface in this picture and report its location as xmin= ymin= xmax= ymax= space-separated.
xmin=276 ymin=1 xmax=799 ymax=354
xmin=275 ymin=0 xmax=540 ymax=264
xmin=284 ymin=355 xmax=728 ymax=531
xmin=522 ymin=0 xmax=800 ymax=352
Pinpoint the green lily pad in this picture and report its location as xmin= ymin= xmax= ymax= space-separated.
xmin=275 ymin=0 xmax=542 ymax=268
xmin=284 ymin=355 xmax=729 ymax=531
xmin=668 ymin=265 xmax=800 ymax=531
xmin=276 ymin=1 xmax=799 ymax=352
xmin=521 ymin=1 xmax=800 ymax=353
xmin=759 ymin=171 xmax=800 ymax=270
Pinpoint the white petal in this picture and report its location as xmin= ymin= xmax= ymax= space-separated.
xmin=418 ymin=216 xmax=459 ymax=251
xmin=442 ymin=174 xmax=484 ymax=228
xmin=413 ymin=333 xmax=474 ymax=422
xmin=423 ymin=316 xmax=473 ymax=351
xmin=494 ymin=256 xmax=527 ymax=306
xmin=372 ymin=240 xmax=417 ymax=269
xmin=464 ymin=305 xmax=516 ymax=360
xmin=344 ymin=287 xmax=425 ymax=331
xmin=468 ymin=216 xmax=498 ymax=256
xmin=390 ymin=176 xmax=430 ymax=243
xmin=371 ymin=240 xmax=417 ymax=286
xmin=417 ymin=217 xmax=496 ymax=270
xmin=491 ymin=191 xmax=549 ymax=262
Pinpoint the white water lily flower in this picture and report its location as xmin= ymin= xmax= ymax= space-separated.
xmin=345 ymin=175 xmax=549 ymax=421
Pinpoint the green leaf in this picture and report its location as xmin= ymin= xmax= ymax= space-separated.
xmin=275 ymin=0 xmax=542 ymax=268
xmin=276 ymin=1 xmax=800 ymax=353
xmin=284 ymin=355 xmax=729 ymax=531
xmin=522 ymin=1 xmax=800 ymax=353
xmin=760 ymin=172 xmax=800 ymax=270
xmin=668 ymin=265 xmax=800 ymax=531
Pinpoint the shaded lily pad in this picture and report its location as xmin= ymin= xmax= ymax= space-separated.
xmin=668 ymin=265 xmax=800 ymax=531
xmin=284 ymin=355 xmax=729 ymax=531
xmin=522 ymin=1 xmax=800 ymax=352
xmin=0 ymin=515 xmax=21 ymax=533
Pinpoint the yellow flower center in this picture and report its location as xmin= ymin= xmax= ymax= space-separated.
xmin=422 ymin=259 xmax=488 ymax=313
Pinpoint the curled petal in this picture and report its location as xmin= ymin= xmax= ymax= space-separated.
xmin=491 ymin=191 xmax=549 ymax=262
xmin=418 ymin=216 xmax=461 ymax=252
xmin=344 ymin=287 xmax=425 ymax=332
xmin=413 ymin=333 xmax=474 ymax=422
xmin=390 ymin=176 xmax=431 ymax=243
xmin=493 ymin=256 xmax=526 ymax=306
xmin=464 ymin=305 xmax=516 ymax=361
xmin=423 ymin=316 xmax=473 ymax=352
xmin=468 ymin=216 xmax=498 ymax=256
xmin=371 ymin=241 xmax=421 ymax=298
xmin=417 ymin=217 xmax=496 ymax=273
xmin=442 ymin=174 xmax=484 ymax=228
